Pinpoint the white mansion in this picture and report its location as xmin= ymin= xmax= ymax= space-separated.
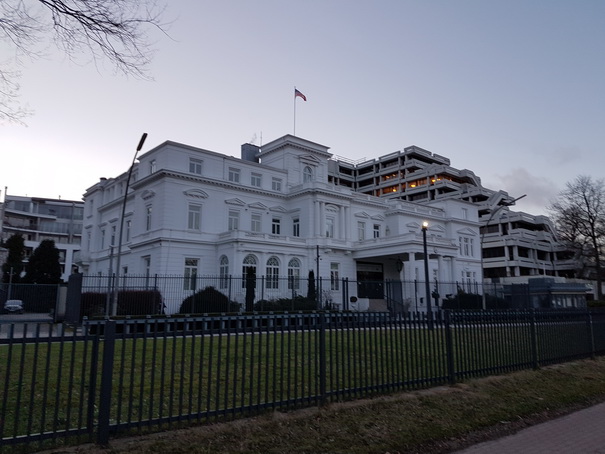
xmin=79 ymin=135 xmax=484 ymax=312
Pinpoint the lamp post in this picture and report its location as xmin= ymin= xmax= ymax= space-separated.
xmin=422 ymin=221 xmax=433 ymax=327
xmin=111 ymin=133 xmax=148 ymax=316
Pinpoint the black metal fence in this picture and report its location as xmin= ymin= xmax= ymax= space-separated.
xmin=1 ymin=309 xmax=605 ymax=453
xmin=77 ymin=274 xmax=588 ymax=319
xmin=0 ymin=283 xmax=61 ymax=314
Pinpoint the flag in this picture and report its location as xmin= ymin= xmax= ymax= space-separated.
xmin=295 ymin=89 xmax=307 ymax=101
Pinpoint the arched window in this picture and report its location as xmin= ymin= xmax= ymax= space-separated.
xmin=288 ymin=258 xmax=301 ymax=290
xmin=266 ymin=256 xmax=280 ymax=289
xmin=242 ymin=254 xmax=257 ymax=288
xmin=219 ymin=256 xmax=229 ymax=289
xmin=303 ymin=166 xmax=313 ymax=183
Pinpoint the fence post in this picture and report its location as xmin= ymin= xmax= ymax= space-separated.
xmin=529 ymin=309 xmax=539 ymax=370
xmin=318 ymin=312 xmax=327 ymax=406
xmin=86 ymin=324 xmax=99 ymax=438
xmin=444 ymin=310 xmax=456 ymax=384
xmin=97 ymin=320 xmax=117 ymax=445
xmin=586 ymin=310 xmax=596 ymax=360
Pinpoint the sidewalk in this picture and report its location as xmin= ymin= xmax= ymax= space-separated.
xmin=454 ymin=401 xmax=605 ymax=453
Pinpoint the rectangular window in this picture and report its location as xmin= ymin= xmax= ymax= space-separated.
xmin=272 ymin=218 xmax=281 ymax=235
xmin=110 ymin=225 xmax=116 ymax=246
xmin=292 ymin=217 xmax=300 ymax=237
xmin=459 ymin=237 xmax=474 ymax=257
xmin=126 ymin=219 xmax=131 ymax=242
xmin=150 ymin=159 xmax=157 ymax=173
xmin=100 ymin=229 xmax=105 ymax=249
xmin=373 ymin=224 xmax=380 ymax=238
xmin=219 ymin=259 xmax=229 ymax=289
xmin=358 ymin=221 xmax=366 ymax=241
xmin=251 ymin=213 xmax=262 ymax=232
xmin=189 ymin=158 xmax=202 ymax=175
xmin=326 ymin=218 xmax=334 ymax=238
xmin=184 ymin=258 xmax=198 ymax=291
xmin=228 ymin=210 xmax=239 ymax=231
xmin=272 ymin=178 xmax=282 ymax=191
xmin=146 ymin=205 xmax=152 ymax=231
xmin=188 ymin=204 xmax=201 ymax=230
xmin=228 ymin=167 xmax=240 ymax=183
xmin=251 ymin=173 xmax=262 ymax=187
xmin=143 ymin=256 xmax=151 ymax=285
xmin=330 ymin=262 xmax=340 ymax=291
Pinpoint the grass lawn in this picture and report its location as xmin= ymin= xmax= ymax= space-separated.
xmin=1 ymin=316 xmax=599 ymax=453
xmin=32 ymin=356 xmax=605 ymax=454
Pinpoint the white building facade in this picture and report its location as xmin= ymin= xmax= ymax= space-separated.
xmin=79 ymin=135 xmax=482 ymax=313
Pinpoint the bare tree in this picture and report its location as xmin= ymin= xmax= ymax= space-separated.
xmin=1 ymin=0 xmax=167 ymax=123
xmin=549 ymin=175 xmax=605 ymax=299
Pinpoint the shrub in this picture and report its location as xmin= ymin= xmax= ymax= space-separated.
xmin=80 ymin=292 xmax=107 ymax=318
xmin=442 ymin=290 xmax=482 ymax=310
xmin=254 ymin=296 xmax=317 ymax=312
xmin=179 ymin=286 xmax=240 ymax=314
xmin=81 ymin=289 xmax=165 ymax=318
xmin=117 ymin=289 xmax=164 ymax=315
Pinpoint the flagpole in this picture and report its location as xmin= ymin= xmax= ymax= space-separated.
xmin=293 ymin=86 xmax=297 ymax=136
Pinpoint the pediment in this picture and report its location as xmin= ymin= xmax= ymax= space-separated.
xmin=299 ymin=154 xmax=321 ymax=165
xmin=325 ymin=204 xmax=340 ymax=213
xmin=456 ymin=227 xmax=477 ymax=236
xmin=406 ymin=221 xmax=422 ymax=232
xmin=370 ymin=214 xmax=385 ymax=221
xmin=248 ymin=202 xmax=268 ymax=210
xmin=225 ymin=198 xmax=246 ymax=206
xmin=183 ymin=189 xmax=209 ymax=199
xmin=355 ymin=211 xmax=370 ymax=219
xmin=269 ymin=205 xmax=287 ymax=213
xmin=141 ymin=189 xmax=156 ymax=200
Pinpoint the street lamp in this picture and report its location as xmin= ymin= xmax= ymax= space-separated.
xmin=112 ymin=133 xmax=148 ymax=316
xmin=422 ymin=221 xmax=433 ymax=326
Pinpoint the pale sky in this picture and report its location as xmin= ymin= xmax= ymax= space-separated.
xmin=1 ymin=0 xmax=604 ymax=216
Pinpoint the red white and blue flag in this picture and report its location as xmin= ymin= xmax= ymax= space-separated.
xmin=295 ymin=89 xmax=307 ymax=101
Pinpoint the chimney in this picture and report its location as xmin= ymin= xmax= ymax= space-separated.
xmin=241 ymin=143 xmax=260 ymax=163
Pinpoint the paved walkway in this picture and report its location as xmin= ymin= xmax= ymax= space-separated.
xmin=454 ymin=401 xmax=605 ymax=453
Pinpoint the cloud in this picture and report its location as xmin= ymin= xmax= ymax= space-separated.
xmin=491 ymin=167 xmax=561 ymax=216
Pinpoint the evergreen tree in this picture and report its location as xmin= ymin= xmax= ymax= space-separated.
xmin=245 ymin=267 xmax=256 ymax=312
xmin=23 ymin=239 xmax=62 ymax=284
xmin=2 ymin=233 xmax=25 ymax=283
xmin=307 ymin=270 xmax=316 ymax=302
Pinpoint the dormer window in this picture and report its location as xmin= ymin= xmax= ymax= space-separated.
xmin=303 ymin=166 xmax=313 ymax=183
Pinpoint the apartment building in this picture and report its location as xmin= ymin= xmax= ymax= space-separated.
xmin=328 ymin=145 xmax=576 ymax=281
xmin=0 ymin=195 xmax=84 ymax=281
